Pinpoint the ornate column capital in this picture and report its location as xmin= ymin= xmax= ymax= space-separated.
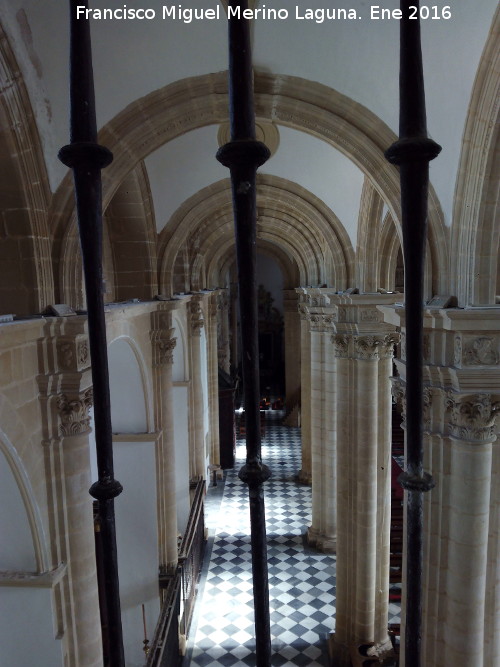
xmin=150 ymin=327 xmax=177 ymax=366
xmin=57 ymin=388 xmax=93 ymax=437
xmin=332 ymin=333 xmax=349 ymax=358
xmin=445 ymin=392 xmax=500 ymax=443
xmin=354 ymin=333 xmax=399 ymax=360
xmin=190 ymin=300 xmax=205 ymax=335
xmin=309 ymin=312 xmax=336 ymax=333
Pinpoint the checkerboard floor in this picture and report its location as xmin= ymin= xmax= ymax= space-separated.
xmin=185 ymin=409 xmax=400 ymax=666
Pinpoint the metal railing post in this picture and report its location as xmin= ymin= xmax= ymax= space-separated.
xmin=385 ymin=2 xmax=440 ymax=665
xmin=59 ymin=2 xmax=125 ymax=664
xmin=216 ymin=2 xmax=272 ymax=664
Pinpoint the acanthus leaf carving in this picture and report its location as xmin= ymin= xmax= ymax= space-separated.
xmin=445 ymin=392 xmax=500 ymax=442
xmin=57 ymin=388 xmax=93 ymax=437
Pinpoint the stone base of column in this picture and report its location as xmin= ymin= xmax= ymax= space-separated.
xmin=330 ymin=634 xmax=395 ymax=666
xmin=306 ymin=526 xmax=336 ymax=553
xmin=296 ymin=468 xmax=312 ymax=484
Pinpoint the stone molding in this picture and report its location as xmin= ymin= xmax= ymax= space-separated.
xmin=57 ymin=388 xmax=93 ymax=437
xmin=445 ymin=392 xmax=500 ymax=443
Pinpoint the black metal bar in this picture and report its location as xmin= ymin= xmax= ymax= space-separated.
xmin=216 ymin=3 xmax=272 ymax=665
xmin=385 ymin=2 xmax=440 ymax=666
xmin=58 ymin=2 xmax=125 ymax=665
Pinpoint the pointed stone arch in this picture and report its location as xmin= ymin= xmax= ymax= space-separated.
xmin=0 ymin=24 xmax=53 ymax=315
xmin=450 ymin=6 xmax=500 ymax=306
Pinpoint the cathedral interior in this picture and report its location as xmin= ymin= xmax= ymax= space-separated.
xmin=0 ymin=1 xmax=499 ymax=665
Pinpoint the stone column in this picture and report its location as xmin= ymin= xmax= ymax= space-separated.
xmin=442 ymin=392 xmax=497 ymax=665
xmin=330 ymin=296 xmax=399 ymax=665
xmin=57 ymin=390 xmax=104 ymax=667
xmin=217 ymin=290 xmax=231 ymax=376
xmin=297 ymin=291 xmax=312 ymax=483
xmin=283 ymin=290 xmax=301 ymax=425
xmin=378 ymin=306 xmax=500 ymax=667
xmin=207 ymin=294 xmax=220 ymax=466
xmin=306 ymin=308 xmax=336 ymax=552
xmin=189 ymin=296 xmax=206 ymax=479
xmin=150 ymin=310 xmax=178 ymax=569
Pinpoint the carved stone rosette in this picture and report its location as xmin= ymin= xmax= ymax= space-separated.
xmin=445 ymin=392 xmax=500 ymax=442
xmin=151 ymin=327 xmax=177 ymax=366
xmin=57 ymin=388 xmax=93 ymax=437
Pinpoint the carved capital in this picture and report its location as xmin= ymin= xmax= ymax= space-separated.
xmin=298 ymin=304 xmax=311 ymax=321
xmin=445 ymin=392 xmax=500 ymax=442
xmin=391 ymin=378 xmax=406 ymax=428
xmin=309 ymin=313 xmax=335 ymax=333
xmin=151 ymin=327 xmax=177 ymax=366
xmin=57 ymin=388 xmax=93 ymax=437
xmin=354 ymin=333 xmax=399 ymax=360
xmin=332 ymin=333 xmax=349 ymax=358
xmin=190 ymin=301 xmax=204 ymax=335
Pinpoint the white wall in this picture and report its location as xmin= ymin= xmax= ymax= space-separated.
xmin=0 ymin=587 xmax=62 ymax=667
xmin=108 ymin=338 xmax=148 ymax=433
xmin=173 ymin=384 xmax=190 ymax=534
xmin=114 ymin=440 xmax=160 ymax=667
xmin=0 ymin=449 xmax=36 ymax=571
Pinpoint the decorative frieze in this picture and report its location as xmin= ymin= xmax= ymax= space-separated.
xmin=57 ymin=388 xmax=93 ymax=436
xmin=463 ymin=337 xmax=499 ymax=366
xmin=445 ymin=392 xmax=500 ymax=442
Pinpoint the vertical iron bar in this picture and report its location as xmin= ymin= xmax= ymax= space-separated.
xmin=59 ymin=2 xmax=125 ymax=665
xmin=385 ymin=2 xmax=440 ymax=666
xmin=216 ymin=2 xmax=272 ymax=665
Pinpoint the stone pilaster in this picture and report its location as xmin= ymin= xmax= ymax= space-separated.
xmin=189 ymin=295 xmax=206 ymax=479
xmin=38 ymin=317 xmax=103 ymax=667
xmin=304 ymin=295 xmax=337 ymax=552
xmin=150 ymin=309 xmax=178 ymax=569
xmin=208 ymin=293 xmax=220 ymax=465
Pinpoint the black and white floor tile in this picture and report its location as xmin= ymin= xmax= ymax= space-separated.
xmin=185 ymin=410 xmax=400 ymax=666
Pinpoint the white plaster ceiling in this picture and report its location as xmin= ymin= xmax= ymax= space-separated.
xmin=2 ymin=0 xmax=498 ymax=235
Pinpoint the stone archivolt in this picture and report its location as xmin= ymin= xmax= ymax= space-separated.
xmin=57 ymin=388 xmax=93 ymax=436
xmin=445 ymin=392 xmax=500 ymax=442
